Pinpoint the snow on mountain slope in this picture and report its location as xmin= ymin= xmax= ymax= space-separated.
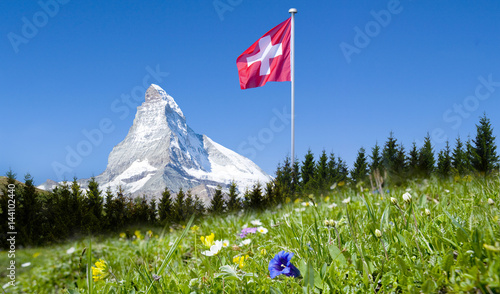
xmin=39 ymin=84 xmax=271 ymax=200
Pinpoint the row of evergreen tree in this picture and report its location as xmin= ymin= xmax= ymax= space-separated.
xmin=0 ymin=115 xmax=497 ymax=248
xmin=274 ymin=114 xmax=499 ymax=197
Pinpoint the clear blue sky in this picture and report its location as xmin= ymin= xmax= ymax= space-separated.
xmin=1 ymin=0 xmax=499 ymax=185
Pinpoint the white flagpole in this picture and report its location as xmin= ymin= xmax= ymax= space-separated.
xmin=289 ymin=8 xmax=297 ymax=164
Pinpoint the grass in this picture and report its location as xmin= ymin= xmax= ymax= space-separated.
xmin=1 ymin=176 xmax=499 ymax=293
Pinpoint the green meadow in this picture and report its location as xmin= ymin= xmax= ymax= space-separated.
xmin=1 ymin=176 xmax=499 ymax=293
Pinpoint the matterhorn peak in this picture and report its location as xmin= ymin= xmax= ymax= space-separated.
xmin=146 ymin=84 xmax=184 ymax=119
xmin=39 ymin=84 xmax=271 ymax=203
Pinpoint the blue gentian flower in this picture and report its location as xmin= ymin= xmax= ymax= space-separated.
xmin=268 ymin=251 xmax=301 ymax=279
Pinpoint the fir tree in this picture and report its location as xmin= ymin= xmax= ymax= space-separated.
xmin=452 ymin=136 xmax=467 ymax=176
xmin=313 ymin=150 xmax=329 ymax=192
xmin=70 ymin=177 xmax=84 ymax=231
xmin=84 ymin=177 xmax=103 ymax=233
xmin=173 ymin=188 xmax=185 ymax=223
xmin=264 ymin=182 xmax=276 ymax=206
xmin=209 ymin=186 xmax=225 ymax=214
xmin=382 ymin=132 xmax=399 ymax=174
xmin=148 ymin=199 xmax=157 ymax=225
xmin=184 ymin=190 xmax=195 ymax=218
xmin=226 ymin=182 xmax=240 ymax=212
xmin=437 ymin=141 xmax=452 ymax=178
xmin=408 ymin=142 xmax=419 ymax=178
xmin=327 ymin=152 xmax=338 ymax=184
xmin=471 ymin=114 xmax=499 ymax=174
xmin=336 ymin=157 xmax=349 ymax=183
xmin=418 ymin=134 xmax=435 ymax=178
xmin=19 ymin=173 xmax=41 ymax=245
xmin=193 ymin=194 xmax=205 ymax=216
xmin=159 ymin=187 xmax=173 ymax=224
xmin=465 ymin=136 xmax=474 ymax=173
xmin=247 ymin=183 xmax=264 ymax=210
xmin=351 ymin=147 xmax=369 ymax=184
xmin=301 ymin=149 xmax=315 ymax=189
xmin=369 ymin=143 xmax=382 ymax=175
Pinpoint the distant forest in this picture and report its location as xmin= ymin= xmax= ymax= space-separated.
xmin=1 ymin=114 xmax=498 ymax=248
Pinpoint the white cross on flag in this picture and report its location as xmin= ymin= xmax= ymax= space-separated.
xmin=237 ymin=18 xmax=291 ymax=89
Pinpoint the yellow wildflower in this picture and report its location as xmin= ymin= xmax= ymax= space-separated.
xmin=33 ymin=252 xmax=41 ymax=258
xmin=338 ymin=181 xmax=345 ymax=187
xmin=191 ymin=225 xmax=200 ymax=232
xmin=233 ymin=255 xmax=249 ymax=269
xmin=119 ymin=232 xmax=126 ymax=239
xmin=324 ymin=196 xmax=330 ymax=202
xmin=92 ymin=259 xmax=109 ymax=282
xmin=134 ymin=230 xmax=143 ymax=240
xmin=200 ymin=233 xmax=215 ymax=247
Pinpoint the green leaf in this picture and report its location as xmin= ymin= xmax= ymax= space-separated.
xmin=214 ymin=265 xmax=241 ymax=281
xmin=303 ymin=261 xmax=315 ymax=290
xmin=328 ymin=244 xmax=346 ymax=266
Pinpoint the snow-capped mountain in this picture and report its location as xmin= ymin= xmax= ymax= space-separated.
xmin=39 ymin=84 xmax=271 ymax=201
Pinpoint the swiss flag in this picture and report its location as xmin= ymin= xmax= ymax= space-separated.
xmin=237 ymin=18 xmax=291 ymax=89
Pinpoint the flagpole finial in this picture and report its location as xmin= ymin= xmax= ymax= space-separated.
xmin=289 ymin=8 xmax=297 ymax=14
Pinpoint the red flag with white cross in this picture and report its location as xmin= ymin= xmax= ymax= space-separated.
xmin=237 ymin=18 xmax=291 ymax=89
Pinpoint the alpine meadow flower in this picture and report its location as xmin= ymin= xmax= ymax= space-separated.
xmin=200 ymin=233 xmax=215 ymax=247
xmin=425 ymin=208 xmax=431 ymax=216
xmin=239 ymin=227 xmax=257 ymax=238
xmin=66 ymin=247 xmax=76 ymax=254
xmin=240 ymin=239 xmax=251 ymax=246
xmin=250 ymin=219 xmax=263 ymax=226
xmin=257 ymin=227 xmax=268 ymax=234
xmin=268 ymin=251 xmax=301 ymax=279
xmin=342 ymin=197 xmax=351 ymax=204
xmin=390 ymin=197 xmax=397 ymax=205
xmin=402 ymin=192 xmax=412 ymax=203
xmin=222 ymin=240 xmax=230 ymax=247
xmin=488 ymin=198 xmax=495 ymax=205
xmin=201 ymin=240 xmax=223 ymax=256
xmin=233 ymin=255 xmax=249 ymax=268
xmin=92 ymin=259 xmax=109 ymax=282
xmin=375 ymin=229 xmax=382 ymax=238
xmin=328 ymin=203 xmax=337 ymax=209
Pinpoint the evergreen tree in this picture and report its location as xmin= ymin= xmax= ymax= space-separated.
xmin=158 ymin=187 xmax=173 ymax=224
xmin=313 ymin=150 xmax=329 ymax=192
xmin=301 ymin=149 xmax=315 ymax=189
xmin=394 ymin=144 xmax=408 ymax=175
xmin=336 ymin=157 xmax=349 ymax=183
xmin=291 ymin=158 xmax=300 ymax=196
xmin=70 ymin=178 xmax=84 ymax=232
xmin=193 ymin=194 xmax=205 ymax=216
xmin=407 ymin=142 xmax=419 ymax=178
xmin=452 ymin=136 xmax=467 ymax=176
xmin=226 ymin=182 xmax=240 ymax=212
xmin=369 ymin=143 xmax=382 ymax=175
xmin=264 ymin=182 xmax=276 ymax=206
xmin=148 ymin=199 xmax=157 ymax=225
xmin=184 ymin=190 xmax=195 ymax=219
xmin=209 ymin=186 xmax=225 ymax=214
xmin=103 ymin=187 xmax=115 ymax=231
xmin=465 ymin=136 xmax=474 ymax=173
xmin=382 ymin=132 xmax=399 ymax=174
xmin=19 ymin=174 xmax=41 ymax=245
xmin=275 ymin=157 xmax=293 ymax=200
xmin=437 ymin=141 xmax=452 ymax=178
xmin=351 ymin=147 xmax=369 ymax=184
xmin=471 ymin=114 xmax=499 ymax=174
xmin=418 ymin=134 xmax=435 ymax=178
xmin=84 ymin=177 xmax=103 ymax=233
xmin=173 ymin=189 xmax=185 ymax=223
xmin=247 ymin=183 xmax=264 ymax=210
xmin=327 ymin=152 xmax=338 ymax=184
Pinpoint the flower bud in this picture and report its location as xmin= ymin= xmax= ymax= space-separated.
xmin=330 ymin=219 xmax=336 ymax=228
xmin=375 ymin=229 xmax=382 ymax=238
xmin=488 ymin=198 xmax=495 ymax=205
xmin=323 ymin=219 xmax=330 ymax=227
xmin=402 ymin=192 xmax=412 ymax=203
xmin=390 ymin=197 xmax=397 ymax=205
xmin=425 ymin=208 xmax=431 ymax=216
